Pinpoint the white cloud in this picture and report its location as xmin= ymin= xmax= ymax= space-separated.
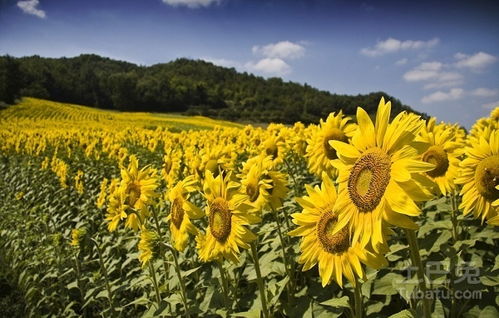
xmin=403 ymin=62 xmax=443 ymax=81
xmin=455 ymin=52 xmax=497 ymax=71
xmin=482 ymin=100 xmax=499 ymax=110
xmin=17 ymin=0 xmax=45 ymax=18
xmin=395 ymin=58 xmax=408 ymax=66
xmin=252 ymin=41 xmax=305 ymax=60
xmin=201 ymin=57 xmax=241 ymax=69
xmin=162 ymin=0 xmax=220 ymax=8
xmin=421 ymin=88 xmax=464 ymax=104
xmin=361 ymin=37 xmax=439 ymax=57
xmin=403 ymin=61 xmax=464 ymax=89
xmin=470 ymin=88 xmax=499 ymax=98
xmin=245 ymin=58 xmax=291 ymax=76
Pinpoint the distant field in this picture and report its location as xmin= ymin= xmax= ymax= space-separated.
xmin=0 ymin=97 xmax=242 ymax=130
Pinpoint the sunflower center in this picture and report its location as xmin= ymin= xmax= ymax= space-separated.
xmin=266 ymin=143 xmax=278 ymax=159
xmin=171 ymin=197 xmax=184 ymax=229
xmin=322 ymin=128 xmax=348 ymax=160
xmin=126 ymin=182 xmax=141 ymax=207
xmin=422 ymin=145 xmax=449 ymax=178
xmin=209 ymin=197 xmax=232 ymax=242
xmin=164 ymin=158 xmax=172 ymax=174
xmin=348 ymin=149 xmax=391 ymax=212
xmin=474 ymin=155 xmax=499 ymax=201
xmin=317 ymin=210 xmax=350 ymax=254
xmin=246 ymin=183 xmax=259 ymax=202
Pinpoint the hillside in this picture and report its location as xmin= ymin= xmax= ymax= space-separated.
xmin=0 ymin=97 xmax=242 ymax=131
xmin=0 ymin=54 xmax=425 ymax=124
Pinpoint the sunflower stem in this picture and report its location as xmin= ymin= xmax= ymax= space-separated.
xmin=151 ymin=205 xmax=171 ymax=293
xmin=218 ymin=260 xmax=232 ymax=313
xmin=353 ymin=276 xmax=363 ymax=318
xmin=250 ymin=242 xmax=270 ymax=318
xmin=271 ymin=207 xmax=294 ymax=299
xmin=90 ymin=239 xmax=115 ymax=315
xmin=449 ymin=192 xmax=460 ymax=318
xmin=148 ymin=261 xmax=162 ymax=306
xmin=405 ymin=229 xmax=432 ymax=318
xmin=164 ymin=244 xmax=190 ymax=317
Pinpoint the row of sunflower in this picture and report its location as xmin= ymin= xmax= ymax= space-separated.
xmin=0 ymin=97 xmax=498 ymax=317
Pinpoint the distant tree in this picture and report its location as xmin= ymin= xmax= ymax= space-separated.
xmin=0 ymin=56 xmax=21 ymax=103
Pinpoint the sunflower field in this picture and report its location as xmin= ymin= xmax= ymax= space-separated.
xmin=0 ymin=97 xmax=498 ymax=318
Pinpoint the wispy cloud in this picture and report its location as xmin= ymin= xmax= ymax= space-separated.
xmin=421 ymin=88 xmax=465 ymax=104
xmin=245 ymin=58 xmax=291 ymax=76
xmin=17 ymin=0 xmax=46 ymax=18
xmin=395 ymin=58 xmax=408 ymax=66
xmin=162 ymin=0 xmax=221 ymax=9
xmin=252 ymin=41 xmax=305 ymax=60
xmin=455 ymin=52 xmax=497 ymax=72
xmin=201 ymin=57 xmax=241 ymax=69
xmin=470 ymin=87 xmax=499 ymax=98
xmin=482 ymin=100 xmax=499 ymax=110
xmin=361 ymin=37 xmax=439 ymax=57
xmin=403 ymin=61 xmax=464 ymax=89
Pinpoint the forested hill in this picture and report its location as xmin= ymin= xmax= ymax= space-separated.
xmin=0 ymin=54 xmax=424 ymax=124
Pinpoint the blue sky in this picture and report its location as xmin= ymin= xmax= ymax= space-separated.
xmin=1 ymin=0 xmax=498 ymax=127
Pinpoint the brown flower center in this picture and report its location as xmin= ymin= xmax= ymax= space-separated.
xmin=348 ymin=149 xmax=391 ymax=212
xmin=126 ymin=182 xmax=141 ymax=207
xmin=317 ymin=210 xmax=350 ymax=254
xmin=171 ymin=197 xmax=184 ymax=229
xmin=322 ymin=128 xmax=348 ymax=160
xmin=246 ymin=183 xmax=259 ymax=202
xmin=422 ymin=145 xmax=449 ymax=178
xmin=209 ymin=197 xmax=232 ymax=242
xmin=266 ymin=143 xmax=278 ymax=159
xmin=475 ymin=155 xmax=499 ymax=201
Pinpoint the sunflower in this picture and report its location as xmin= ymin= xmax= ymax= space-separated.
xmin=238 ymin=154 xmax=273 ymax=213
xmin=261 ymin=137 xmax=286 ymax=168
xmin=491 ymin=107 xmax=499 ymax=120
xmin=162 ymin=151 xmax=181 ymax=188
xmin=306 ymin=111 xmax=356 ymax=177
xmin=456 ymin=130 xmax=499 ymax=222
xmin=196 ymin=171 xmax=259 ymax=263
xmin=96 ymin=177 xmax=109 ymax=209
xmin=417 ymin=118 xmax=463 ymax=195
xmin=330 ymin=97 xmax=435 ymax=252
xmin=119 ymin=155 xmax=159 ymax=231
xmin=105 ymin=185 xmax=128 ymax=232
xmin=138 ymin=227 xmax=158 ymax=267
xmin=289 ymin=175 xmax=387 ymax=287
xmin=166 ymin=175 xmax=203 ymax=252
xmin=266 ymin=170 xmax=289 ymax=211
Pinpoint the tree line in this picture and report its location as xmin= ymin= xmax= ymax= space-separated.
xmin=0 ymin=54 xmax=425 ymax=123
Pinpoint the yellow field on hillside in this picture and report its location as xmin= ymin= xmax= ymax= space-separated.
xmin=0 ymin=97 xmax=242 ymax=130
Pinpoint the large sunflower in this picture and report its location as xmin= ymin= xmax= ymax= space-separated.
xmin=166 ymin=175 xmax=203 ymax=252
xmin=330 ymin=98 xmax=434 ymax=251
xmin=417 ymin=118 xmax=463 ymax=195
xmin=196 ymin=171 xmax=260 ymax=263
xmin=306 ymin=111 xmax=356 ymax=177
xmin=456 ymin=130 xmax=499 ymax=222
xmin=289 ymin=175 xmax=387 ymax=287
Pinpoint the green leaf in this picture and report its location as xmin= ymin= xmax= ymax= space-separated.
xmin=480 ymin=275 xmax=499 ymax=286
xmin=388 ymin=309 xmax=415 ymax=318
xmin=320 ymin=296 xmax=350 ymax=308
xmin=372 ymin=273 xmax=405 ymax=296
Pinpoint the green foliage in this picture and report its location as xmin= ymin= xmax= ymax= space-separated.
xmin=0 ymin=54 xmax=425 ymax=124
